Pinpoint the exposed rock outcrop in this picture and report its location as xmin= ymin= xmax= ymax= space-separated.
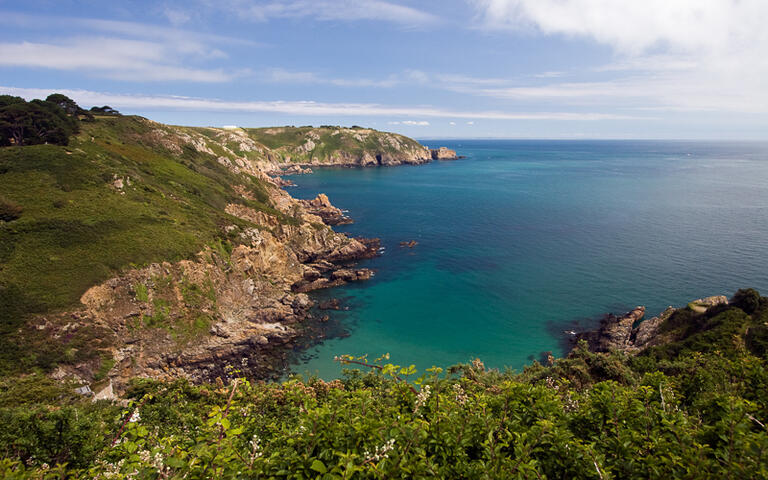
xmin=46 ymin=164 xmax=383 ymax=392
xmin=576 ymin=306 xmax=647 ymax=352
xmin=430 ymin=147 xmax=458 ymax=160
xmin=27 ymin=118 xmax=463 ymax=394
xmin=575 ymin=295 xmax=729 ymax=354
xmin=299 ymin=194 xmax=353 ymax=226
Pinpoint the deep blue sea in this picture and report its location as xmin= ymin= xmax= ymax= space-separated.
xmin=286 ymin=140 xmax=768 ymax=379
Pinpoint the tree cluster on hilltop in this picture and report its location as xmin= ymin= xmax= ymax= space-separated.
xmin=0 ymin=94 xmax=84 ymax=147
xmin=0 ymin=93 xmax=121 ymax=147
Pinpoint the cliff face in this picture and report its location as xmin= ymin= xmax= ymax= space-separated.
xmin=240 ymin=126 xmax=432 ymax=167
xmin=575 ymin=295 xmax=729 ymax=354
xmin=0 ymin=115 xmax=437 ymax=395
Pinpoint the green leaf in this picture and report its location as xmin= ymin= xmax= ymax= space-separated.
xmin=310 ymin=459 xmax=327 ymax=474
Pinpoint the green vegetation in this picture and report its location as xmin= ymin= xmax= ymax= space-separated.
xmin=0 ymin=111 xmax=284 ymax=376
xmin=0 ymin=94 xmax=85 ymax=147
xmin=0 ymin=289 xmax=765 ymax=478
xmin=245 ymin=126 xmax=425 ymax=163
xmin=2 ymin=100 xmax=766 ymax=477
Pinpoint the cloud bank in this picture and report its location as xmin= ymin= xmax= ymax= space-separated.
xmin=471 ymin=0 xmax=768 ymax=113
xmin=0 ymin=86 xmax=641 ymax=121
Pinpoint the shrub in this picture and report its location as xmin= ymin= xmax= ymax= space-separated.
xmin=0 ymin=196 xmax=22 ymax=222
xmin=731 ymin=288 xmax=761 ymax=314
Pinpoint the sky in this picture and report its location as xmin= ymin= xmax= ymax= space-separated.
xmin=1 ymin=0 xmax=767 ymax=139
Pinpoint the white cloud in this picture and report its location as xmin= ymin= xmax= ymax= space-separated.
xmin=261 ymin=68 xmax=402 ymax=88
xmin=466 ymin=121 xmax=475 ymax=125
xmin=163 ymin=7 xmax=192 ymax=26
xmin=472 ymin=0 xmax=766 ymax=55
xmin=470 ymin=0 xmax=768 ymax=113
xmin=1 ymin=11 xmax=257 ymax=47
xmin=0 ymin=12 xmax=252 ymax=82
xmin=533 ymin=71 xmax=564 ymax=78
xmin=449 ymin=121 xmax=456 ymax=125
xmin=216 ymin=0 xmax=440 ymax=26
xmin=0 ymin=39 xmax=234 ymax=82
xmin=0 ymin=86 xmax=644 ymax=121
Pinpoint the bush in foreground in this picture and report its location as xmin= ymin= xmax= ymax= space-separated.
xmin=1 ymin=292 xmax=767 ymax=478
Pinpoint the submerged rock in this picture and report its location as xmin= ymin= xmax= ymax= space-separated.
xmin=318 ymin=298 xmax=341 ymax=310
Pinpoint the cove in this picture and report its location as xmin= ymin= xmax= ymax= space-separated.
xmin=286 ymin=140 xmax=768 ymax=379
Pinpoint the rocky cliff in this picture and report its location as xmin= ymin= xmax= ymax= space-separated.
xmin=0 ymin=115 xmax=446 ymax=396
xmin=230 ymin=125 xmax=432 ymax=168
xmin=575 ymin=295 xmax=729 ymax=354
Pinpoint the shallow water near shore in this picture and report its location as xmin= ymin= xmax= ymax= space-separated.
xmin=286 ymin=140 xmax=768 ymax=379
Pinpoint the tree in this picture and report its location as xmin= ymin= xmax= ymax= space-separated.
xmin=0 ymin=99 xmax=78 ymax=147
xmin=89 ymin=105 xmax=121 ymax=116
xmin=45 ymin=94 xmax=81 ymax=117
xmin=0 ymin=95 xmax=26 ymax=108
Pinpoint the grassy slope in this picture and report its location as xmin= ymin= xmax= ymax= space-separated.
xmin=0 ymin=118 xmax=434 ymax=375
xmin=0 ymin=116 xmax=291 ymax=374
xmin=245 ymin=126 xmax=425 ymax=161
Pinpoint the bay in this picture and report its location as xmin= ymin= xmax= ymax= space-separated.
xmin=286 ymin=140 xmax=768 ymax=378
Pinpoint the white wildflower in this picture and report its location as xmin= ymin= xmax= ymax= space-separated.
xmin=413 ymin=385 xmax=431 ymax=413
xmin=364 ymin=438 xmax=396 ymax=462
xmin=564 ymin=393 xmax=579 ymax=412
xmin=139 ymin=450 xmax=151 ymax=463
xmin=452 ymin=383 xmax=468 ymax=405
xmin=129 ymin=411 xmax=141 ymax=423
xmin=250 ymin=435 xmax=263 ymax=461
xmin=152 ymin=451 xmax=164 ymax=469
xmin=545 ymin=377 xmax=559 ymax=390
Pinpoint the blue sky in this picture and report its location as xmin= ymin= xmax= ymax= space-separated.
xmin=1 ymin=0 xmax=767 ymax=139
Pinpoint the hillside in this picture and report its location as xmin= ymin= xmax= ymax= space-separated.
xmin=242 ymin=126 xmax=432 ymax=166
xmin=0 ymin=114 xmax=437 ymax=393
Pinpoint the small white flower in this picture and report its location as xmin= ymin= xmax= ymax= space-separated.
xmin=129 ymin=411 xmax=141 ymax=423
xmin=364 ymin=438 xmax=396 ymax=462
xmin=139 ymin=449 xmax=151 ymax=463
xmin=250 ymin=434 xmax=263 ymax=460
xmin=413 ymin=385 xmax=431 ymax=413
xmin=452 ymin=383 xmax=468 ymax=405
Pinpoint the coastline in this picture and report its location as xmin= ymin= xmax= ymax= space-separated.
xmin=0 ymin=115 xmax=462 ymax=397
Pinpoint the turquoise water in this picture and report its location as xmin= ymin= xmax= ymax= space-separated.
xmin=286 ymin=140 xmax=768 ymax=379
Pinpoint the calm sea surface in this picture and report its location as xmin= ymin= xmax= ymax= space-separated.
xmin=285 ymin=140 xmax=768 ymax=378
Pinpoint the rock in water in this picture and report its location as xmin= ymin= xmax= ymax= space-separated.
xmin=429 ymin=147 xmax=458 ymax=160
xmin=299 ymin=193 xmax=353 ymax=226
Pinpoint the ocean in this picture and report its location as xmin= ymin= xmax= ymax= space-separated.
xmin=285 ymin=140 xmax=768 ymax=379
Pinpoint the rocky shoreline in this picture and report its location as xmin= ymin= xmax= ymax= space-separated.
xmin=269 ymin=146 xmax=459 ymax=173
xmin=29 ymin=122 xmax=465 ymax=397
xmin=572 ymin=295 xmax=729 ymax=354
